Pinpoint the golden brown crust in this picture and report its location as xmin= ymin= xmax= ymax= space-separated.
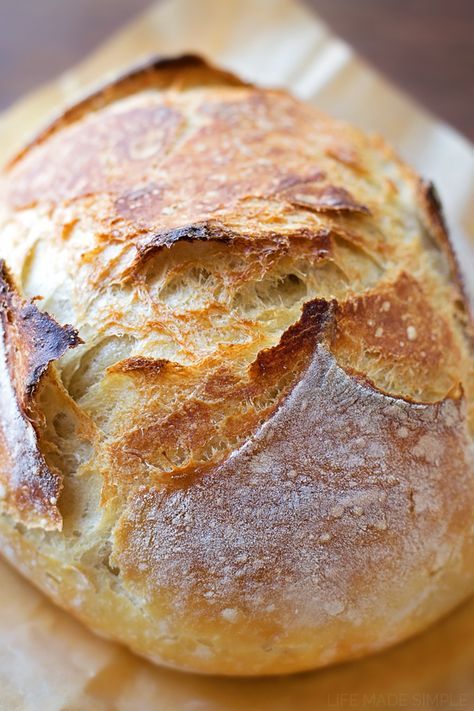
xmin=7 ymin=54 xmax=247 ymax=171
xmin=0 ymin=54 xmax=473 ymax=675
xmin=331 ymin=271 xmax=462 ymax=402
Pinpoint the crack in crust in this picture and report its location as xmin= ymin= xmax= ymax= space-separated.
xmin=104 ymin=299 xmax=333 ymax=493
xmin=124 ymin=221 xmax=334 ymax=280
xmin=0 ymin=261 xmax=81 ymax=529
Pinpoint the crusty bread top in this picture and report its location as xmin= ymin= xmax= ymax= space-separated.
xmin=0 ymin=51 xmax=472 ymax=558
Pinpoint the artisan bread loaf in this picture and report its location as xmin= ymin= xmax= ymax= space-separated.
xmin=0 ymin=55 xmax=473 ymax=676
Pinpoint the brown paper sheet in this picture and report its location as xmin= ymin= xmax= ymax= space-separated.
xmin=0 ymin=0 xmax=473 ymax=708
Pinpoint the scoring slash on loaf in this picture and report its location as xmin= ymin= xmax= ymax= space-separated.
xmin=0 ymin=54 xmax=473 ymax=676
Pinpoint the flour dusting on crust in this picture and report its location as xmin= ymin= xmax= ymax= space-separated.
xmin=114 ymin=346 xmax=473 ymax=645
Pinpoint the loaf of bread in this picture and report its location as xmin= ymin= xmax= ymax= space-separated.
xmin=0 ymin=55 xmax=472 ymax=676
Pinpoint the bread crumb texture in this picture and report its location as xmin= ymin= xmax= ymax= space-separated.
xmin=0 ymin=55 xmax=473 ymax=675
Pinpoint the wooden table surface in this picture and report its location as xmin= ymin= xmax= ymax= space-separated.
xmin=0 ymin=0 xmax=473 ymax=141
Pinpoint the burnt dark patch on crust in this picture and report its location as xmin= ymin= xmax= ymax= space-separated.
xmin=422 ymin=181 xmax=448 ymax=238
xmin=0 ymin=261 xmax=81 ymax=529
xmin=251 ymin=299 xmax=334 ymax=380
xmin=125 ymin=221 xmax=334 ymax=280
xmin=0 ymin=262 xmax=81 ymax=397
xmin=418 ymin=179 xmax=468 ymax=309
xmin=136 ymin=222 xmax=235 ymax=259
xmin=119 ymin=221 xmax=238 ymax=279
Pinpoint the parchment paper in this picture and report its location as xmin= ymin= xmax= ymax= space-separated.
xmin=0 ymin=0 xmax=473 ymax=709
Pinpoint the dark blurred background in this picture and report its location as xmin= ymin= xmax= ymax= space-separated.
xmin=0 ymin=0 xmax=473 ymax=140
